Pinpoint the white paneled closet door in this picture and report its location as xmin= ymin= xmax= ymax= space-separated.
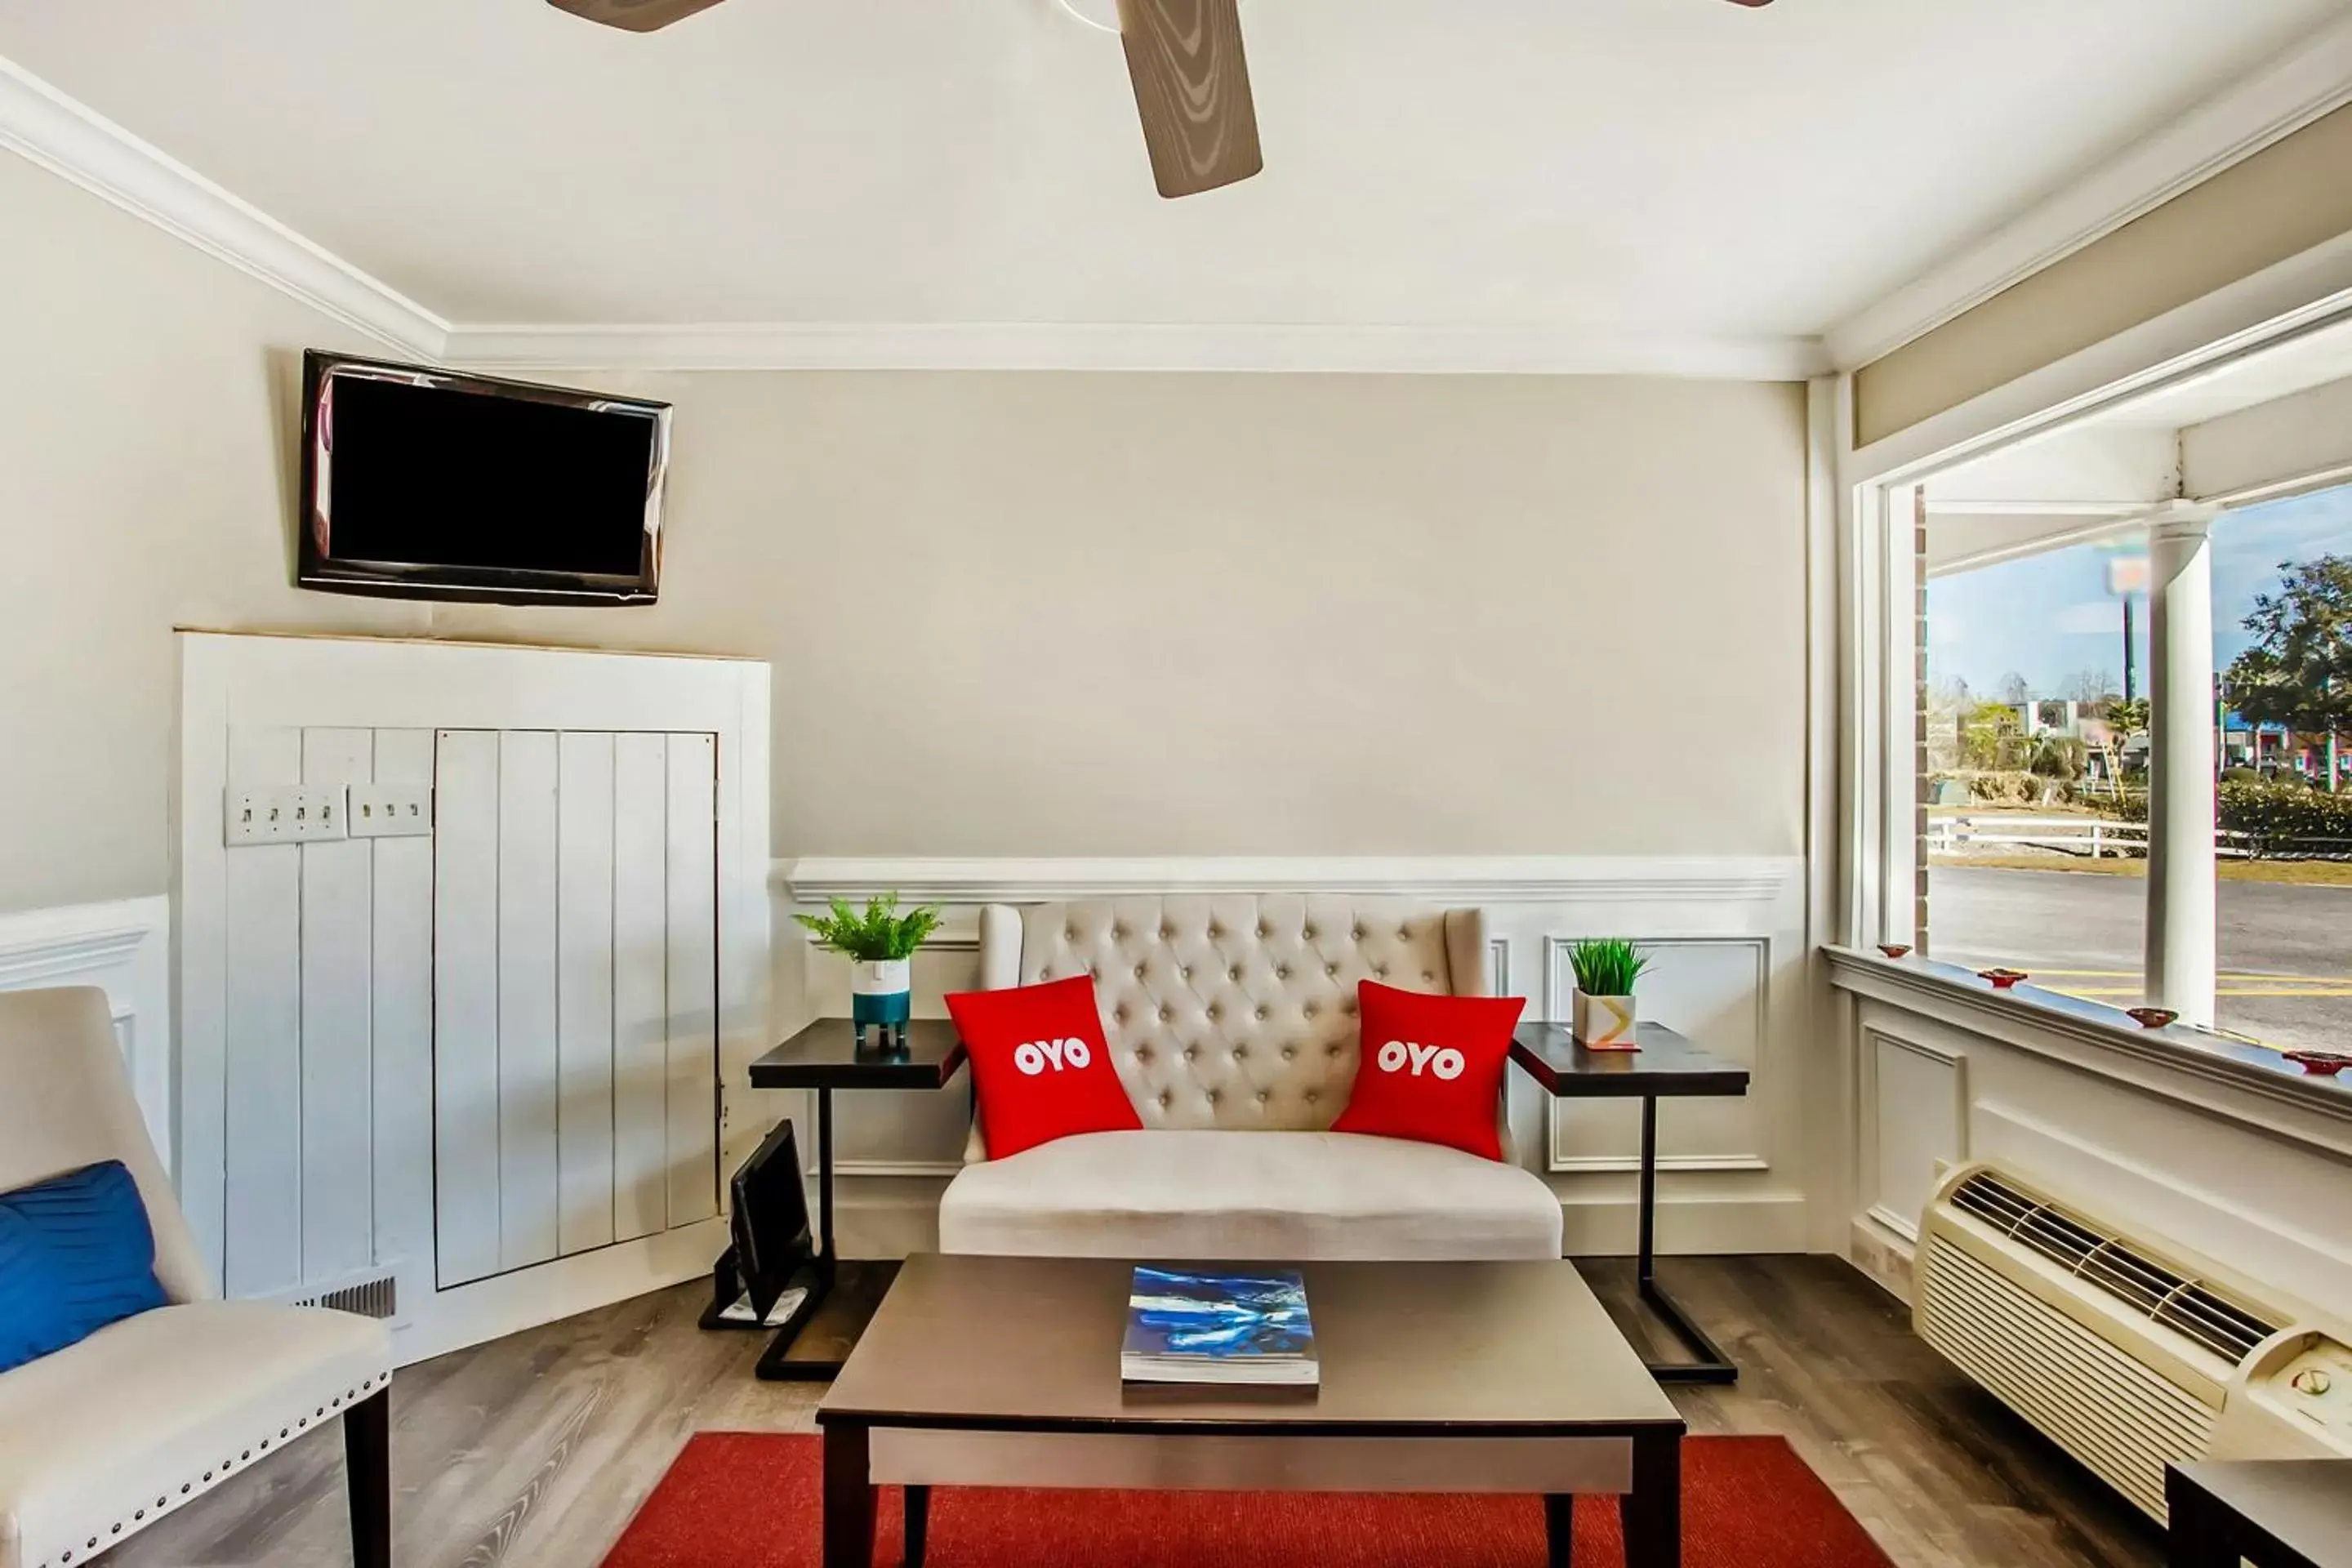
xmin=433 ymin=730 xmax=720 ymax=1290
xmin=221 ymin=724 xmax=436 ymax=1300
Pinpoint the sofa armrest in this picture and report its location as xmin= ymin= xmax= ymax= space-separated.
xmin=1445 ymin=907 xmax=1490 ymax=996
xmin=978 ymin=904 xmax=1022 ymax=991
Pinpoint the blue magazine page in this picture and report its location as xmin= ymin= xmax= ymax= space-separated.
xmin=1122 ymin=1267 xmax=1316 ymax=1373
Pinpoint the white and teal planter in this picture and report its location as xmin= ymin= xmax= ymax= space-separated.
xmin=850 ymin=958 xmax=913 ymax=1045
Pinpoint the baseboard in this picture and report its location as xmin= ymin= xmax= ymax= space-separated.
xmin=1846 ymin=1211 xmax=1917 ymax=1302
xmin=390 ymin=1218 xmax=731 ymax=1366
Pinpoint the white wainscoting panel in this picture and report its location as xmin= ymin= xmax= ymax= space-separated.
xmin=1838 ymin=973 xmax=2352 ymax=1313
xmin=772 ymin=855 xmax=1810 ymax=1258
xmin=0 ymin=895 xmax=172 ymax=1164
xmin=1542 ymin=936 xmax=1770 ymax=1176
xmin=1860 ymin=1024 xmax=1966 ymax=1243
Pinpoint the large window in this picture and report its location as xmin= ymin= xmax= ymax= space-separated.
xmin=1917 ymin=483 xmax=2352 ymax=1055
xmin=1922 ymin=540 xmax=2146 ymax=1018
xmin=2207 ymin=487 xmax=2352 ymax=1051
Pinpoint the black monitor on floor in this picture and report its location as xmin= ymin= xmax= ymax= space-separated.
xmin=728 ymin=1119 xmax=814 ymax=1323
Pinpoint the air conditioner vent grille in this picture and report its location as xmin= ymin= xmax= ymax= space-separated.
xmin=1949 ymin=1172 xmax=2278 ymax=1364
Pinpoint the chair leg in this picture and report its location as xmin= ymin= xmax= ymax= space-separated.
xmin=344 ymin=1388 xmax=392 ymax=1568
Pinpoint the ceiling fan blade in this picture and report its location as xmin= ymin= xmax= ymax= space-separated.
xmin=1116 ymin=0 xmax=1263 ymax=199
xmin=546 ymin=0 xmax=731 ymax=33
xmin=1722 ymin=0 xmax=1775 ymax=7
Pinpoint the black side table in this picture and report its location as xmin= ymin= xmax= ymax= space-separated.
xmin=2168 ymin=1461 xmax=2352 ymax=1568
xmin=1509 ymin=1021 xmax=1751 ymax=1385
xmin=726 ymin=1018 xmax=967 ymax=1380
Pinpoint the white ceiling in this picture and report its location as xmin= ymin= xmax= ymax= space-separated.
xmin=0 ymin=0 xmax=2345 ymax=340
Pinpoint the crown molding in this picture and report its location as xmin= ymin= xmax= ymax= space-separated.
xmin=444 ymin=321 xmax=1828 ymax=380
xmin=0 ymin=53 xmax=448 ymax=359
xmin=1824 ymin=9 xmax=2352 ymax=372
xmin=0 ymin=50 xmax=1818 ymax=381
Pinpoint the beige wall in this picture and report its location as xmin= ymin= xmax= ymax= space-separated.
xmin=1 ymin=151 xmax=1811 ymax=915
xmin=1855 ymin=103 xmax=2352 ymax=449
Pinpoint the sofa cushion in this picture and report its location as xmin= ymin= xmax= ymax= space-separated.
xmin=0 ymin=1300 xmax=391 ymax=1568
xmin=936 ymin=1129 xmax=1562 ymax=1262
xmin=0 ymin=1160 xmax=167 ymax=1374
xmin=1330 ymin=982 xmax=1525 ymax=1161
xmin=947 ymin=976 xmax=1143 ymax=1159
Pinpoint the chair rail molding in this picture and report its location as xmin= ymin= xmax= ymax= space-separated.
xmin=778 ymin=854 xmax=1804 ymax=907
xmin=0 ymin=895 xmax=172 ymax=1167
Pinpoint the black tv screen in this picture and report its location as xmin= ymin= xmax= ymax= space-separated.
xmin=299 ymin=351 xmax=670 ymax=604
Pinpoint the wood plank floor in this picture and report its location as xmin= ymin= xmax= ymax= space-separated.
xmin=110 ymin=1256 xmax=2166 ymax=1568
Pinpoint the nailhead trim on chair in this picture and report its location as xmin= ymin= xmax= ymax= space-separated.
xmin=34 ymin=1370 xmax=391 ymax=1568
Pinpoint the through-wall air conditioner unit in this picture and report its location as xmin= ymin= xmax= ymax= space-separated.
xmin=1914 ymin=1162 xmax=2352 ymax=1521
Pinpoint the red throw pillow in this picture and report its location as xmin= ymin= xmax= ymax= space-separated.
xmin=945 ymin=975 xmax=1143 ymax=1160
xmin=1330 ymin=981 xmax=1525 ymax=1160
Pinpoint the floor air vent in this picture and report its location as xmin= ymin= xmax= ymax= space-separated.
xmin=1948 ymin=1171 xmax=2279 ymax=1362
xmin=287 ymin=1273 xmax=399 ymax=1321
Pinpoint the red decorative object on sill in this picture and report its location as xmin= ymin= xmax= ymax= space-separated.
xmin=1978 ymin=969 xmax=2028 ymax=990
xmin=1878 ymin=944 xmax=1912 ymax=960
xmin=2283 ymin=1051 xmax=2351 ymax=1077
xmin=2124 ymin=1008 xmax=2178 ymax=1030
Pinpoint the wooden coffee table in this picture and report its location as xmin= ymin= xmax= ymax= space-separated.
xmin=817 ymin=1254 xmax=1686 ymax=1568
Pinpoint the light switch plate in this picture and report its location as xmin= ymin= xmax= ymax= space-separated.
xmin=349 ymin=784 xmax=433 ymax=839
xmin=225 ymin=786 xmax=349 ymax=846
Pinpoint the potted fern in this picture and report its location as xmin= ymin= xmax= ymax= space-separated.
xmin=1567 ymin=938 xmax=1650 ymax=1052
xmin=795 ymin=893 xmax=942 ymax=1049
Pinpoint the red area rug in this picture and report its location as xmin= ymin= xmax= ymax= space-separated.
xmin=601 ymin=1432 xmax=1891 ymax=1567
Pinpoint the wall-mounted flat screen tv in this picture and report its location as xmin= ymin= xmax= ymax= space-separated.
xmin=299 ymin=350 xmax=670 ymax=605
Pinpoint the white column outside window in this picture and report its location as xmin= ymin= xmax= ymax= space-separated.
xmin=2145 ymin=507 xmax=2220 ymax=1027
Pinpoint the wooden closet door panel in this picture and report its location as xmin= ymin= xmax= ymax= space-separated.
xmin=497 ymin=731 xmax=562 ymax=1272
xmin=370 ymin=729 xmax=435 ymax=1281
xmin=299 ymin=727 xmax=375 ymax=1285
xmin=434 ymin=730 xmax=503 ymax=1288
xmin=224 ymin=725 xmax=303 ymax=1298
xmin=557 ymin=732 xmax=618 ymax=1257
xmin=664 ymin=733 xmax=719 ymax=1227
xmin=611 ymin=733 xmax=671 ymax=1243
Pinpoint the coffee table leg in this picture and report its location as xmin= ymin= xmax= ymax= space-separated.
xmin=906 ymin=1484 xmax=930 ymax=1568
xmin=1620 ymin=1432 xmax=1682 ymax=1568
xmin=1544 ymin=1493 xmax=1574 ymax=1568
xmin=822 ymin=1421 xmax=873 ymax=1568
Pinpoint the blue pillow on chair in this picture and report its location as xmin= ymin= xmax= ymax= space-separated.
xmin=0 ymin=1159 xmax=169 ymax=1374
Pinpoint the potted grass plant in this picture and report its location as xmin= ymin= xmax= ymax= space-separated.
xmin=795 ymin=893 xmax=942 ymax=1049
xmin=1567 ymin=938 xmax=1650 ymax=1052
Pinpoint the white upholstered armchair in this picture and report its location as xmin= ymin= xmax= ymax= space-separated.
xmin=935 ymin=895 xmax=1563 ymax=1261
xmin=0 ymin=988 xmax=394 ymax=1568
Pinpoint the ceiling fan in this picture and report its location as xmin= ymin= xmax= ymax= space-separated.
xmin=547 ymin=0 xmax=1775 ymax=200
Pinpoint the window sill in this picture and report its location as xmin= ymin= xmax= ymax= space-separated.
xmin=1822 ymin=946 xmax=2352 ymax=1129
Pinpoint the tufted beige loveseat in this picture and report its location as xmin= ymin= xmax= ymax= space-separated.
xmin=934 ymin=896 xmax=1564 ymax=1261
